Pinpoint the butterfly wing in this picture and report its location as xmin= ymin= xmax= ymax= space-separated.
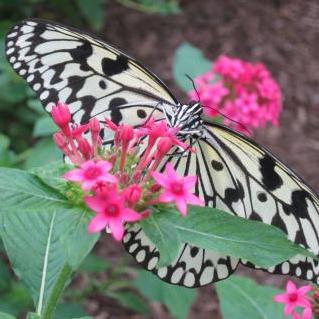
xmin=200 ymin=123 xmax=319 ymax=283
xmin=124 ymin=123 xmax=319 ymax=286
xmin=5 ymin=18 xmax=176 ymax=129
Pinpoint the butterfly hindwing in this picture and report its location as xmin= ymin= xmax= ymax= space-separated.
xmin=201 ymin=123 xmax=319 ymax=283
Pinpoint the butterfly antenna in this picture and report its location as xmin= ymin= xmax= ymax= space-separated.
xmin=185 ymin=74 xmax=200 ymax=102
xmin=204 ymin=104 xmax=252 ymax=135
xmin=143 ymin=101 xmax=162 ymax=126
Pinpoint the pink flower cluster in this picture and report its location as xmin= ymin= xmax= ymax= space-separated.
xmin=188 ymin=55 xmax=282 ymax=135
xmin=51 ymin=102 xmax=203 ymax=240
xmin=273 ymin=280 xmax=313 ymax=319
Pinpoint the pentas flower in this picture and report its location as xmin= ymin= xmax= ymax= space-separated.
xmin=187 ymin=55 xmax=282 ymax=135
xmin=151 ymin=163 xmax=204 ymax=216
xmin=51 ymin=102 xmax=203 ymax=241
xmin=85 ymin=193 xmax=142 ymax=240
xmin=64 ymin=160 xmax=117 ymax=191
xmin=273 ymin=280 xmax=312 ymax=318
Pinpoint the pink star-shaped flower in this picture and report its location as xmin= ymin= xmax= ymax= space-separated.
xmin=151 ymin=163 xmax=204 ymax=216
xmin=84 ymin=193 xmax=142 ymax=240
xmin=273 ymin=280 xmax=312 ymax=316
xmin=63 ymin=160 xmax=117 ymax=191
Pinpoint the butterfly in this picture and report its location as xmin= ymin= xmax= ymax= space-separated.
xmin=5 ymin=18 xmax=319 ymax=287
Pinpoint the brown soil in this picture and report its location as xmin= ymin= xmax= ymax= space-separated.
xmin=75 ymin=0 xmax=319 ymax=318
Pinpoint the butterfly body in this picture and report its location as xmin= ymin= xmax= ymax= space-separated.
xmin=5 ymin=19 xmax=319 ymax=287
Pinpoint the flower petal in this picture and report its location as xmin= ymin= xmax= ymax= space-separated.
xmin=97 ymin=160 xmax=112 ymax=172
xmin=87 ymin=213 xmax=107 ymax=233
xmin=298 ymin=285 xmax=312 ymax=295
xmin=284 ymin=302 xmax=296 ymax=316
xmin=84 ymin=196 xmax=106 ymax=213
xmin=122 ymin=208 xmax=142 ymax=222
xmin=175 ymin=197 xmax=187 ymax=216
xmin=185 ymin=193 xmax=204 ymax=206
xmin=151 ymin=171 xmax=170 ymax=187
xmin=63 ymin=168 xmax=83 ymax=182
xmin=109 ymin=220 xmax=124 ymax=241
xmin=182 ymin=176 xmax=197 ymax=189
xmin=165 ymin=163 xmax=178 ymax=180
xmin=159 ymin=192 xmax=175 ymax=203
xmin=273 ymin=293 xmax=289 ymax=303
xmin=286 ymin=280 xmax=297 ymax=294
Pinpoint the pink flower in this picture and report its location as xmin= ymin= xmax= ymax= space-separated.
xmin=273 ymin=280 xmax=312 ymax=316
xmin=51 ymin=102 xmax=71 ymax=137
xmin=63 ymin=160 xmax=117 ymax=191
xmin=187 ymin=55 xmax=282 ymax=135
xmin=85 ymin=193 xmax=142 ymax=240
xmin=151 ymin=163 xmax=203 ymax=216
xmin=292 ymin=307 xmax=312 ymax=319
xmin=123 ymin=184 xmax=142 ymax=206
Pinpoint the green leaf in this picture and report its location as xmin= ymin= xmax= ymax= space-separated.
xmin=79 ymin=254 xmax=111 ymax=273
xmin=173 ymin=42 xmax=212 ymax=92
xmin=27 ymin=99 xmax=46 ymax=115
xmin=54 ymin=303 xmax=87 ymax=319
xmin=33 ymin=117 xmax=57 ymax=137
xmin=76 ymin=0 xmax=104 ymax=31
xmin=24 ymin=138 xmax=61 ymax=169
xmin=135 ymin=270 xmax=196 ymax=319
xmin=0 ymin=168 xmax=99 ymax=316
xmin=116 ymin=0 xmax=181 ymax=15
xmin=216 ymin=276 xmax=285 ymax=319
xmin=0 ymin=134 xmax=16 ymax=167
xmin=139 ymin=215 xmax=180 ymax=267
xmin=26 ymin=313 xmax=40 ymax=319
xmin=0 ymin=312 xmax=17 ymax=319
xmin=0 ymin=282 xmax=33 ymax=316
xmin=108 ymin=291 xmax=149 ymax=314
xmin=139 ymin=206 xmax=317 ymax=268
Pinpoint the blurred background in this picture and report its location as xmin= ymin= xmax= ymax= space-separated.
xmin=0 ymin=0 xmax=318 ymax=318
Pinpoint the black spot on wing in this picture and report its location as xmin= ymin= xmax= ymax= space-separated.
xmin=99 ymin=80 xmax=107 ymax=89
xmin=257 ymin=192 xmax=267 ymax=202
xmin=259 ymin=154 xmax=283 ymax=191
xmin=102 ymin=55 xmax=129 ymax=76
xmin=211 ymin=160 xmax=223 ymax=171
xmin=137 ymin=109 xmax=147 ymax=119
xmin=190 ymin=246 xmax=199 ymax=257
xmin=109 ymin=98 xmax=126 ymax=125
xmin=291 ymin=190 xmax=310 ymax=218
xmin=224 ymin=181 xmax=244 ymax=205
xmin=70 ymin=40 xmax=92 ymax=71
xmin=79 ymin=96 xmax=96 ymax=124
xmin=282 ymin=190 xmax=310 ymax=219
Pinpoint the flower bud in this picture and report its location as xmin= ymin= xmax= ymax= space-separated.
xmin=89 ymin=118 xmax=100 ymax=133
xmin=78 ymin=137 xmax=92 ymax=160
xmin=53 ymin=131 xmax=68 ymax=149
xmin=123 ymin=184 xmax=141 ymax=206
xmin=51 ymin=102 xmax=71 ymax=136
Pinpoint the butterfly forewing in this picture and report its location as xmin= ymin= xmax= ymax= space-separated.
xmin=6 ymin=18 xmax=319 ymax=287
xmin=5 ymin=19 xmax=176 ymax=127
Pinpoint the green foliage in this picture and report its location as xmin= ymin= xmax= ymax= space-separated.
xmin=108 ymin=291 xmax=149 ymax=314
xmin=216 ymin=276 xmax=286 ymax=319
xmin=116 ymin=0 xmax=181 ymax=15
xmin=139 ymin=205 xmax=317 ymax=268
xmin=0 ymin=167 xmax=99 ymax=317
xmin=0 ymin=312 xmax=17 ymax=319
xmin=135 ymin=270 xmax=196 ymax=319
xmin=173 ymin=42 xmax=212 ymax=92
xmin=54 ymin=302 xmax=87 ymax=319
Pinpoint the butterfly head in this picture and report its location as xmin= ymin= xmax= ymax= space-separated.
xmin=168 ymin=101 xmax=203 ymax=136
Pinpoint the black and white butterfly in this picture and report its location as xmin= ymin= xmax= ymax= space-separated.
xmin=5 ymin=19 xmax=319 ymax=287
